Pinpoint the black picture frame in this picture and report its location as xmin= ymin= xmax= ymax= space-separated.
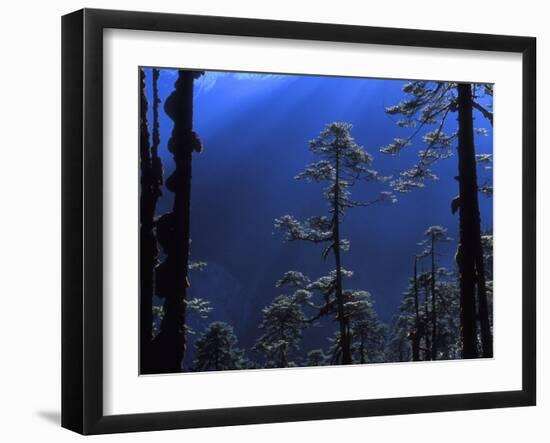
xmin=62 ymin=8 xmax=536 ymax=435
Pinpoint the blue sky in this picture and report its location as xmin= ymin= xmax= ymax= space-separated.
xmin=144 ymin=69 xmax=493 ymax=365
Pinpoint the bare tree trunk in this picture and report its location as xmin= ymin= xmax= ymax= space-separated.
xmin=412 ymin=256 xmax=421 ymax=361
xmin=151 ymin=69 xmax=163 ymax=202
xmin=423 ymin=280 xmax=432 ymax=360
xmin=457 ymin=83 xmax=480 ymax=358
xmin=150 ymin=70 xmax=203 ymax=373
xmin=476 ymin=244 xmax=493 ymax=357
xmin=472 ymin=91 xmax=494 ymax=358
xmin=280 ymin=320 xmax=288 ymax=368
xmin=139 ymin=68 xmax=157 ymax=374
xmin=333 ymin=150 xmax=352 ymax=365
xmin=430 ymin=232 xmax=437 ymax=360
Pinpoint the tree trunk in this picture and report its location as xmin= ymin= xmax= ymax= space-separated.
xmin=214 ymin=333 xmax=219 ymax=370
xmin=472 ymin=90 xmax=493 ymax=358
xmin=360 ymin=337 xmax=366 ymax=364
xmin=280 ymin=320 xmax=288 ymax=368
xmin=476 ymin=240 xmax=493 ymax=357
xmin=151 ymin=69 xmax=163 ymax=201
xmin=430 ymin=232 xmax=437 ymax=360
xmin=139 ymin=68 xmax=157 ymax=374
xmin=333 ymin=151 xmax=352 ymax=365
xmin=423 ymin=281 xmax=431 ymax=360
xmin=412 ymin=256 xmax=421 ymax=361
xmin=150 ymin=70 xmax=203 ymax=373
xmin=457 ymin=83 xmax=480 ymax=359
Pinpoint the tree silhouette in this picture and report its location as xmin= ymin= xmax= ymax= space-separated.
xmin=433 ymin=276 xmax=461 ymax=359
xmin=386 ymin=313 xmax=413 ymax=362
xmin=305 ymin=270 xmax=387 ymax=364
xmin=411 ymin=256 xmax=422 ymax=360
xmin=389 ymin=262 xmax=460 ymax=362
xmin=418 ymin=225 xmax=451 ymax=359
xmin=381 ymin=81 xmax=493 ymax=358
xmin=152 ymin=251 xmax=211 ymax=341
xmin=417 ymin=269 xmax=434 ymax=359
xmin=193 ymin=322 xmax=246 ymax=371
xmin=150 ymin=69 xmax=204 ymax=373
xmin=389 ymin=256 xmax=423 ymax=361
xmin=139 ymin=68 xmax=163 ymax=374
xmin=305 ymin=349 xmax=328 ymax=366
xmin=345 ymin=291 xmax=387 ymax=364
xmin=457 ymin=84 xmax=492 ymax=358
xmin=254 ymin=271 xmax=312 ymax=368
xmin=275 ymin=122 xmax=394 ymax=364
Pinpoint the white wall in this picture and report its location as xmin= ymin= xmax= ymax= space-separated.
xmin=0 ymin=0 xmax=546 ymax=441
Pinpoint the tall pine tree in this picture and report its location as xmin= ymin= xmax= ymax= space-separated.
xmin=381 ymin=82 xmax=493 ymax=358
xmin=417 ymin=225 xmax=451 ymax=360
xmin=275 ymin=122 xmax=394 ymax=364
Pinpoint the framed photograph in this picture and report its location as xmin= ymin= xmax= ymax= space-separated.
xmin=62 ymin=8 xmax=536 ymax=435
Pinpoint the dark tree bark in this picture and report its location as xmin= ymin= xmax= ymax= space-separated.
xmin=466 ymin=85 xmax=493 ymax=358
xmin=423 ymin=279 xmax=432 ymax=360
xmin=476 ymin=240 xmax=493 ymax=358
xmin=456 ymin=83 xmax=480 ymax=359
xmin=279 ymin=320 xmax=289 ymax=368
xmin=151 ymin=69 xmax=164 ymax=199
xmin=430 ymin=232 xmax=437 ymax=360
xmin=412 ymin=256 xmax=421 ymax=361
xmin=150 ymin=70 xmax=203 ymax=373
xmin=333 ymin=151 xmax=352 ymax=365
xmin=139 ymin=68 xmax=158 ymax=374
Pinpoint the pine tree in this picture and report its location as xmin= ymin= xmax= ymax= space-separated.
xmin=389 ymin=264 xmax=460 ymax=362
xmin=305 ymin=349 xmax=328 ymax=366
xmin=321 ymin=286 xmax=386 ymax=364
xmin=417 ymin=226 xmax=451 ymax=360
xmin=380 ymin=82 xmax=493 ymax=358
xmin=254 ymin=271 xmax=312 ymax=368
xmin=433 ymin=276 xmax=461 ymax=359
xmin=411 ymin=256 xmax=422 ymax=360
xmin=386 ymin=313 xmax=412 ymax=362
xmin=345 ymin=291 xmax=387 ymax=364
xmin=193 ymin=322 xmax=246 ymax=371
xmin=275 ymin=122 xmax=394 ymax=364
xmin=388 ymin=258 xmax=424 ymax=362
xmin=480 ymin=230 xmax=493 ymax=345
